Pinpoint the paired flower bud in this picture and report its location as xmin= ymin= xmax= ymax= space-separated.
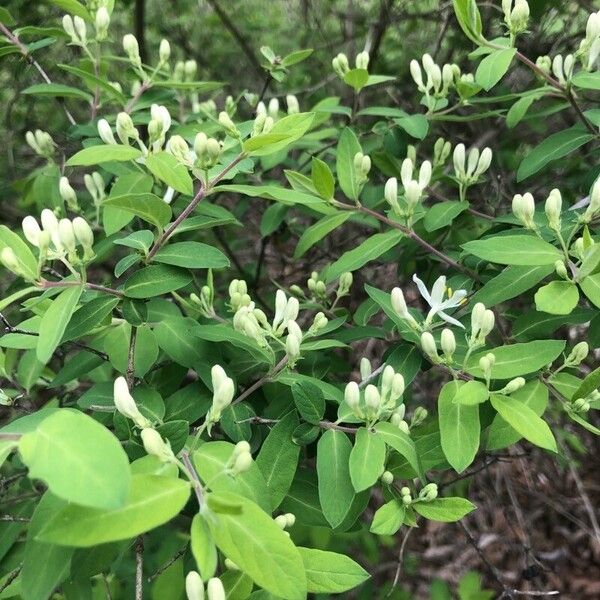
xmin=286 ymin=94 xmax=299 ymax=114
xmin=552 ymin=54 xmax=574 ymax=86
xmin=63 ymin=15 xmax=87 ymax=45
xmin=337 ymin=272 xmax=353 ymax=297
xmin=502 ymin=0 xmax=530 ymax=35
xmin=353 ymin=152 xmax=371 ymax=184
xmin=218 ymin=111 xmax=240 ymax=138
xmin=512 ymin=192 xmax=535 ymax=229
xmin=433 ymin=137 xmax=452 ymax=167
xmin=501 ymin=377 xmax=526 ymax=395
xmin=565 ymin=341 xmax=589 ymax=367
xmin=230 ymin=441 xmax=253 ymax=474
xmin=332 ymin=53 xmax=350 ymax=78
xmin=470 ymin=303 xmax=495 ymax=346
xmin=418 ymin=482 xmax=438 ymax=502
xmin=355 ymin=51 xmax=369 ymax=70
xmin=141 ymin=428 xmax=175 ymax=463
xmin=544 ymin=188 xmax=562 ymax=230
xmin=185 ymin=571 xmax=205 ymax=600
xmin=25 ymin=129 xmax=54 ymax=158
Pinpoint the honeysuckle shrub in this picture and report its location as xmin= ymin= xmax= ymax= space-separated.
xmin=0 ymin=0 xmax=599 ymax=598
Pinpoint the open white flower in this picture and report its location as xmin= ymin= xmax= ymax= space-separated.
xmin=412 ymin=274 xmax=467 ymax=328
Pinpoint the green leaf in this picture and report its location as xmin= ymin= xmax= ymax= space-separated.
xmin=517 ymin=127 xmax=595 ymax=181
xmin=471 ymin=265 xmax=554 ymax=307
xmin=325 ymin=230 xmax=403 ymax=283
xmin=571 ymin=71 xmax=600 ymax=91
xmin=123 ymin=265 xmax=192 ymax=298
xmin=413 ymin=497 xmax=476 ymax=522
xmin=294 ymin=212 xmax=352 ymax=259
xmin=207 ymin=491 xmax=307 ymax=600
xmin=102 ymin=193 xmax=172 ymax=230
xmin=153 ymin=241 xmax=229 ymax=269
xmin=336 ymin=127 xmax=362 ymax=201
xmin=66 ymin=144 xmax=142 ymax=166
xmin=37 ymin=285 xmax=82 ymax=364
xmin=19 ymin=409 xmax=131 ymax=509
xmin=453 ymin=380 xmax=489 ymax=405
xmin=475 ymin=48 xmax=516 ymax=91
xmin=394 ymin=114 xmax=429 ymax=140
xmin=0 ymin=224 xmax=39 ymax=281
xmin=506 ymin=92 xmax=545 ymax=128
xmin=487 ymin=380 xmax=548 ymax=450
xmin=256 ymin=411 xmax=300 ymax=510
xmin=48 ymin=0 xmax=91 ymax=20
xmin=243 ymin=112 xmax=315 ymax=156
xmin=370 ymin=499 xmax=406 ymax=535
xmin=490 ymin=394 xmax=557 ymax=452
xmin=154 ymin=316 xmax=208 ymax=368
xmin=145 ymin=152 xmax=194 ymax=195
xmin=438 ymin=381 xmax=480 ymax=473
xmin=291 ymin=381 xmax=325 ymax=424
xmin=373 ymin=421 xmax=423 ymax=478
xmin=349 ymin=427 xmax=386 ymax=492
xmin=63 ymin=296 xmax=119 ymax=342
xmin=580 ymin=273 xmax=600 ymax=308
xmin=317 ymin=429 xmax=355 ymax=528
xmin=190 ymin=514 xmax=218 ymax=579
xmin=452 ymin=0 xmax=484 ymax=44
xmin=572 ymin=366 xmax=600 ymax=401
xmin=343 ymin=68 xmax=369 ymax=91
xmin=281 ymin=48 xmax=313 ymax=67
xmin=298 ymin=547 xmax=369 ymax=593
xmin=21 ymin=492 xmax=74 ymax=600
xmin=0 ymin=7 xmax=16 ymax=24
xmin=424 ymin=201 xmax=468 ymax=232
xmin=22 ymin=83 xmax=92 ymax=101
xmin=58 ymin=64 xmax=127 ymax=103
xmin=467 ymin=340 xmax=565 ymax=379
xmin=36 ymin=475 xmax=190 ymax=546
xmin=534 ymin=281 xmax=579 ymax=315
xmin=462 ymin=235 xmax=561 ymax=266
xmin=311 ymin=157 xmax=335 ymax=200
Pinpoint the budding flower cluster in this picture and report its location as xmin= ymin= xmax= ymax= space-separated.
xmin=25 ymin=129 xmax=54 ymax=159
xmin=337 ymin=271 xmax=353 ymax=298
xmin=565 ymin=341 xmax=589 ymax=367
xmin=272 ymin=290 xmax=300 ymax=335
xmin=274 ymin=512 xmax=296 ymax=530
xmin=400 ymin=486 xmax=412 ymax=506
xmin=418 ymin=482 xmax=438 ymax=502
xmin=469 ymin=303 xmax=495 ymax=347
xmin=113 ymin=377 xmax=152 ymax=429
xmin=62 ymin=15 xmax=87 ymax=46
xmin=479 ymin=352 xmax=496 ymax=384
xmin=502 ymin=0 xmax=530 ymax=36
xmin=194 ymin=132 xmax=222 ymax=169
xmin=286 ymin=94 xmax=300 ymax=115
xmin=167 ymin=135 xmax=194 ymax=167
xmin=344 ymin=364 xmax=405 ymax=422
xmin=22 ymin=210 xmax=94 ymax=266
xmin=149 ymin=104 xmax=172 ymax=152
xmin=433 ymin=137 xmax=452 ymax=167
xmin=252 ymin=112 xmax=275 ymax=137
xmin=453 ymin=144 xmax=493 ymax=187
xmin=307 ymin=271 xmax=327 ymax=298
xmin=94 ymin=7 xmax=110 ymax=40
xmin=332 ymin=52 xmax=350 ymax=78
xmin=410 ymin=54 xmax=460 ymax=100
xmin=84 ymin=172 xmax=106 ymax=206
xmin=400 ymin=157 xmax=432 ymax=212
xmin=218 ymin=111 xmax=240 ymax=138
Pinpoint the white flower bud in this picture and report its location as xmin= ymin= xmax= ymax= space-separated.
xmin=453 ymin=143 xmax=466 ymax=177
xmin=286 ymin=333 xmax=301 ymax=363
xmin=159 ymin=39 xmax=171 ymax=63
xmin=284 ymin=297 xmax=300 ymax=324
xmin=62 ymin=15 xmax=76 ymax=41
xmin=410 ymin=60 xmax=424 ymax=90
xmin=391 ymin=287 xmax=409 ymax=319
xmin=73 ymin=16 xmax=87 ymax=43
xmin=344 ymin=381 xmax=360 ymax=411
xmin=213 ymin=376 xmax=234 ymax=412
xmin=512 ymin=193 xmax=535 ymax=228
xmin=384 ymin=177 xmax=398 ymax=209
xmin=475 ymin=147 xmax=492 ymax=177
xmin=123 ymin=34 xmax=141 ymax=65
xmin=421 ymin=332 xmax=439 ymax=362
xmin=72 ymin=217 xmax=94 ymax=249
xmin=218 ymin=111 xmax=238 ymax=136
xmin=364 ymin=384 xmax=381 ymax=411
xmin=392 ymin=374 xmax=405 ymax=399
xmin=206 ymin=578 xmax=225 ymax=600
xmin=98 ymin=119 xmax=117 ymax=145
xmin=113 ymin=376 xmax=151 ymax=428
xmin=286 ymin=94 xmax=299 ymax=114
xmin=400 ymin=158 xmax=413 ymax=188
xmin=360 ymin=357 xmax=372 ymax=381
xmin=22 ymin=216 xmax=41 ymax=247
xmin=58 ymin=218 xmax=76 ymax=253
xmin=233 ymin=451 xmax=253 ymax=474
xmin=59 ymin=177 xmax=78 ymax=209
xmin=184 ymin=60 xmax=197 ymax=80
xmin=566 ymin=341 xmax=589 ymax=366
xmin=440 ymin=328 xmax=456 ymax=359
xmin=418 ymin=161 xmax=432 ymax=189
xmin=1 ymin=247 xmax=20 ymax=273
xmin=381 ymin=471 xmax=394 ymax=484
xmin=185 ymin=571 xmax=204 ymax=600
xmin=268 ymin=97 xmax=279 ymax=119
xmin=140 ymin=428 xmax=174 ymax=462
xmin=95 ymin=7 xmax=110 ymax=40
xmin=503 ymin=377 xmax=526 ymax=394
xmin=584 ymin=179 xmax=600 ymax=220
xmin=405 ymin=180 xmax=422 ymax=208
xmin=287 ymin=319 xmax=303 ymax=342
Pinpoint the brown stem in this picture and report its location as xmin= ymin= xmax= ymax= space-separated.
xmin=39 ymin=280 xmax=124 ymax=298
xmin=147 ymin=153 xmax=246 ymax=261
xmin=135 ymin=536 xmax=144 ymax=600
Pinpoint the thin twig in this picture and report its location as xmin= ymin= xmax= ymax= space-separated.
xmin=147 ymin=548 xmax=187 ymax=582
xmin=126 ymin=327 xmax=137 ymax=388
xmin=390 ymin=526 xmax=414 ymax=592
xmin=135 ymin=536 xmax=144 ymax=600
